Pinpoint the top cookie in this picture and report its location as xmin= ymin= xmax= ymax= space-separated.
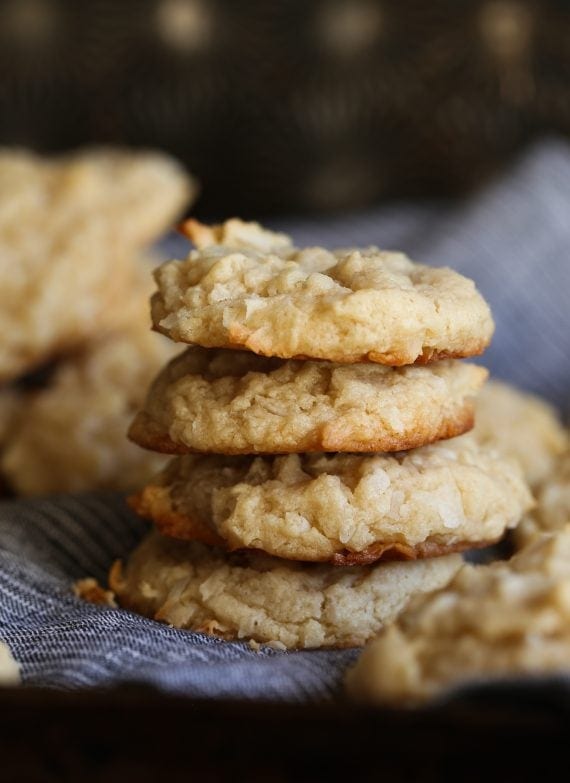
xmin=151 ymin=219 xmax=494 ymax=365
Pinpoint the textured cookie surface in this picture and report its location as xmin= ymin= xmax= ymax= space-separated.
xmin=130 ymin=349 xmax=487 ymax=454
xmin=131 ymin=435 xmax=533 ymax=564
xmin=474 ymin=380 xmax=566 ymax=487
xmin=0 ymin=148 xmax=192 ymax=382
xmin=516 ymin=449 xmax=570 ymax=546
xmin=151 ymin=219 xmax=494 ymax=365
xmin=347 ymin=525 xmax=570 ymax=705
xmin=535 ymin=450 xmax=570 ymax=531
xmin=2 ymin=277 xmax=179 ymax=494
xmin=110 ymin=530 xmax=462 ymax=649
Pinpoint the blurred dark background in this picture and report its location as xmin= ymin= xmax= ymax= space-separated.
xmin=1 ymin=0 xmax=569 ymax=217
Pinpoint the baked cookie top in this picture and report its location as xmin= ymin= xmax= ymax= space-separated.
xmin=346 ymin=525 xmax=570 ymax=705
xmin=474 ymin=380 xmax=566 ymax=488
xmin=151 ymin=218 xmax=494 ymax=365
xmin=129 ymin=348 xmax=487 ymax=455
xmin=0 ymin=148 xmax=193 ymax=382
xmin=109 ymin=530 xmax=462 ymax=649
xmin=131 ymin=434 xmax=533 ymax=565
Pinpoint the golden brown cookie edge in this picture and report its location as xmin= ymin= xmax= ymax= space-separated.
xmin=128 ymin=405 xmax=476 ymax=455
xmin=130 ymin=481 xmax=499 ymax=565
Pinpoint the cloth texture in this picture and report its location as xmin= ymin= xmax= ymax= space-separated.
xmin=2 ymin=139 xmax=569 ymax=700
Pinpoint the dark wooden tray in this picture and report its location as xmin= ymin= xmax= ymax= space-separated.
xmin=1 ymin=682 xmax=568 ymax=782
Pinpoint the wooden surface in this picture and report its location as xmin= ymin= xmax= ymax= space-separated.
xmin=1 ymin=683 xmax=568 ymax=781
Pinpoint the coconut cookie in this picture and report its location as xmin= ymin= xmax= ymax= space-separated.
xmin=0 ymin=389 xmax=22 ymax=451
xmin=474 ymin=380 xmax=566 ymax=487
xmin=110 ymin=530 xmax=462 ymax=649
xmin=1 ymin=320 xmax=180 ymax=496
xmin=131 ymin=435 xmax=533 ymax=565
xmin=0 ymin=148 xmax=193 ymax=382
xmin=535 ymin=450 xmax=570 ymax=532
xmin=0 ymin=389 xmax=23 ymax=494
xmin=347 ymin=525 xmax=570 ymax=706
xmin=0 ymin=641 xmax=19 ymax=685
xmin=516 ymin=449 xmax=570 ymax=546
xmin=129 ymin=349 xmax=487 ymax=455
xmin=151 ymin=219 xmax=494 ymax=366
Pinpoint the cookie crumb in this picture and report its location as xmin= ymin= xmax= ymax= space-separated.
xmin=195 ymin=619 xmax=228 ymax=636
xmin=0 ymin=641 xmax=20 ymax=685
xmin=74 ymin=578 xmax=117 ymax=607
xmin=265 ymin=640 xmax=287 ymax=651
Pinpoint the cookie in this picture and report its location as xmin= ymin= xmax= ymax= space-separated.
xmin=130 ymin=435 xmax=533 ymax=565
xmin=1 ymin=283 xmax=180 ymax=494
xmin=151 ymin=218 xmax=494 ymax=365
xmin=474 ymin=380 xmax=566 ymax=487
xmin=0 ymin=389 xmax=22 ymax=450
xmin=109 ymin=530 xmax=462 ymax=649
xmin=535 ymin=449 xmax=570 ymax=530
xmin=129 ymin=349 xmax=487 ymax=455
xmin=516 ymin=448 xmax=570 ymax=546
xmin=346 ymin=525 xmax=570 ymax=705
xmin=0 ymin=642 xmax=19 ymax=685
xmin=0 ymin=148 xmax=193 ymax=382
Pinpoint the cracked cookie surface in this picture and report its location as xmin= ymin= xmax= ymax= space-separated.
xmin=151 ymin=219 xmax=494 ymax=365
xmin=130 ymin=349 xmax=486 ymax=454
xmin=110 ymin=530 xmax=462 ymax=649
xmin=131 ymin=435 xmax=533 ymax=564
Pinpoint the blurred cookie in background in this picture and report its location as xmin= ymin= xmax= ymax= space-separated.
xmin=0 ymin=389 xmax=23 ymax=494
xmin=0 ymin=145 xmax=195 ymax=493
xmin=346 ymin=525 xmax=570 ymax=706
xmin=1 ymin=306 xmax=179 ymax=495
xmin=474 ymin=379 xmax=567 ymax=488
xmin=472 ymin=379 xmax=567 ymax=549
xmin=516 ymin=447 xmax=570 ymax=547
xmin=0 ymin=147 xmax=194 ymax=383
xmin=534 ymin=448 xmax=570 ymax=532
xmin=0 ymin=389 xmax=22 ymax=450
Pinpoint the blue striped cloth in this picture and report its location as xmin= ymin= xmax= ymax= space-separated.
xmin=1 ymin=139 xmax=569 ymax=699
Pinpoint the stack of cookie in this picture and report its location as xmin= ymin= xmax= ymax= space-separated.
xmin=111 ymin=218 xmax=533 ymax=650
